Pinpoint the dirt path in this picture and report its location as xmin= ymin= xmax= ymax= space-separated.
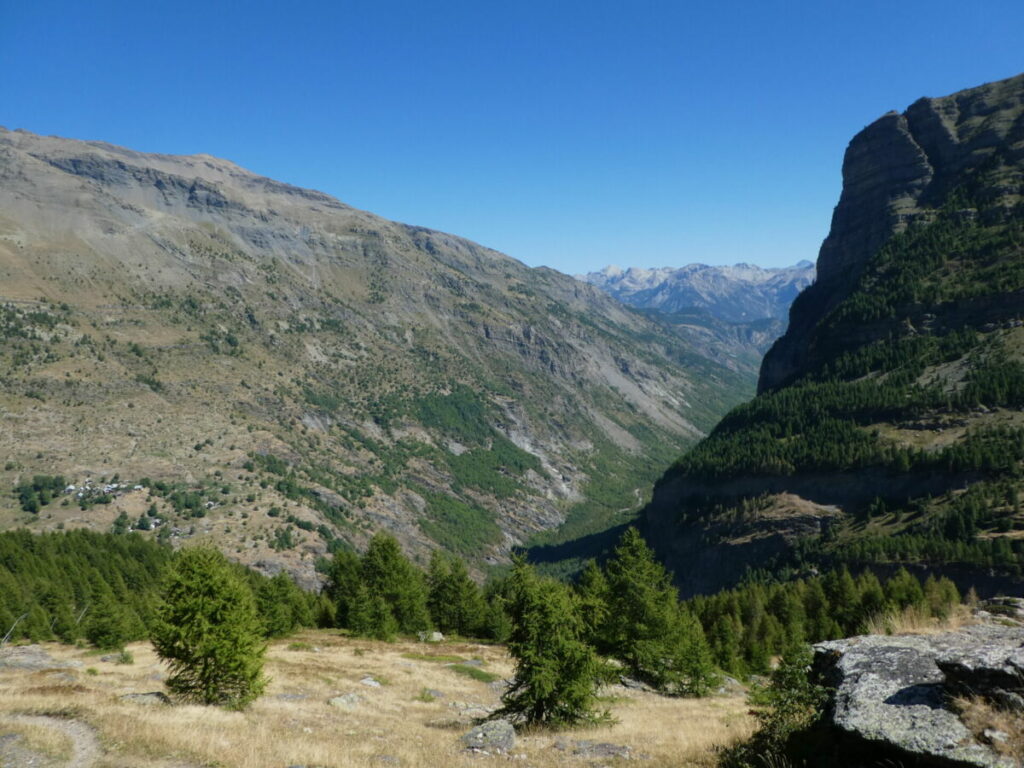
xmin=1 ymin=714 xmax=102 ymax=768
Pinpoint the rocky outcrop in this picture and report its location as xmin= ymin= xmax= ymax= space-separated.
xmin=761 ymin=72 xmax=1024 ymax=393
xmin=814 ymin=620 xmax=1024 ymax=768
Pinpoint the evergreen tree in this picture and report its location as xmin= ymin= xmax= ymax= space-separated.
xmin=481 ymin=576 xmax=512 ymax=642
xmin=348 ymin=583 xmax=399 ymax=641
xmin=426 ymin=550 xmax=485 ymax=637
xmin=257 ymin=572 xmax=312 ymax=638
xmin=603 ymin=528 xmax=718 ymax=695
xmin=151 ymin=548 xmax=267 ymax=708
xmin=85 ymin=588 xmax=134 ymax=649
xmin=325 ymin=549 xmax=361 ymax=629
xmin=359 ymin=533 xmax=431 ymax=635
xmin=575 ymin=559 xmax=611 ymax=651
xmin=494 ymin=558 xmax=608 ymax=727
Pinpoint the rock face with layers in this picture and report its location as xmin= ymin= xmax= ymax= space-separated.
xmin=814 ymin=620 xmax=1024 ymax=768
xmin=761 ymin=73 xmax=1024 ymax=393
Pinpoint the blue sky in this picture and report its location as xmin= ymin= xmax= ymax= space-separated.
xmin=2 ymin=1 xmax=1022 ymax=274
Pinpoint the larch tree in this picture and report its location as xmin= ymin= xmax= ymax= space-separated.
xmin=494 ymin=557 xmax=608 ymax=727
xmin=150 ymin=548 xmax=267 ymax=708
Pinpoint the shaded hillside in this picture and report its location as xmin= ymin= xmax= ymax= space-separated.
xmin=0 ymin=128 xmax=751 ymax=583
xmin=645 ymin=72 xmax=1024 ymax=597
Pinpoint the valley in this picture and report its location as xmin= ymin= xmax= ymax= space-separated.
xmin=0 ymin=128 xmax=753 ymax=583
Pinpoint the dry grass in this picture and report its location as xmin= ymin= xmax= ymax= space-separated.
xmin=0 ymin=631 xmax=754 ymax=768
xmin=863 ymin=603 xmax=974 ymax=636
xmin=954 ymin=695 xmax=1024 ymax=763
xmin=0 ymin=720 xmax=73 ymax=761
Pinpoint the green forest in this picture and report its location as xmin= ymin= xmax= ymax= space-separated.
xmin=662 ymin=176 xmax=1024 ymax=577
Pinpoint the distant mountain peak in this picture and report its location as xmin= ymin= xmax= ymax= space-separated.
xmin=578 ymin=260 xmax=815 ymax=324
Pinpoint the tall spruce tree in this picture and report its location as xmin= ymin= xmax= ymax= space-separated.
xmin=494 ymin=558 xmax=608 ymax=727
xmin=151 ymin=548 xmax=267 ymax=708
xmin=603 ymin=528 xmax=717 ymax=695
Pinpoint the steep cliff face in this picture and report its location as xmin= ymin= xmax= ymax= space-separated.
xmin=646 ymin=73 xmax=1024 ymax=597
xmin=0 ymin=128 xmax=752 ymax=581
xmin=761 ymin=73 xmax=1024 ymax=393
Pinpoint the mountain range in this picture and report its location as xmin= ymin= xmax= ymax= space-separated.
xmin=578 ymin=261 xmax=815 ymax=322
xmin=578 ymin=261 xmax=815 ymax=376
xmin=0 ymin=127 xmax=753 ymax=584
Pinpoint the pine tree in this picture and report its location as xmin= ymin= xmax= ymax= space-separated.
xmin=603 ymin=528 xmax=718 ymax=695
xmin=359 ymin=533 xmax=431 ymax=635
xmin=575 ymin=559 xmax=611 ymax=651
xmin=494 ymin=558 xmax=608 ymax=727
xmin=151 ymin=548 xmax=267 ymax=708
xmin=326 ymin=549 xmax=361 ymax=629
xmin=85 ymin=588 xmax=134 ymax=649
xmin=426 ymin=550 xmax=485 ymax=637
xmin=257 ymin=572 xmax=311 ymax=638
xmin=348 ymin=583 xmax=399 ymax=641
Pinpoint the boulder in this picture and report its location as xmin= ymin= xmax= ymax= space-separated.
xmin=815 ymin=623 xmax=1024 ymax=768
xmin=328 ymin=693 xmax=362 ymax=711
xmin=555 ymin=739 xmax=634 ymax=759
xmin=0 ymin=645 xmax=81 ymax=670
xmin=120 ymin=691 xmax=172 ymax=705
xmin=461 ymin=719 xmax=515 ymax=753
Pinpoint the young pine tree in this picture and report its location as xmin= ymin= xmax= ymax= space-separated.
xmin=359 ymin=533 xmax=431 ymax=635
xmin=494 ymin=558 xmax=608 ymax=727
xmin=151 ymin=548 xmax=267 ymax=708
xmin=603 ymin=528 xmax=717 ymax=695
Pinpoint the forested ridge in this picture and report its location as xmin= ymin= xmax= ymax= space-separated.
xmin=650 ymin=165 xmax=1024 ymax=585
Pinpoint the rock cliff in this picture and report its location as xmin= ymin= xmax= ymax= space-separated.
xmin=761 ymin=72 xmax=1024 ymax=393
xmin=644 ymin=72 xmax=1024 ymax=597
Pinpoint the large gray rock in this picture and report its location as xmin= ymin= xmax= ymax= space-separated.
xmin=0 ymin=645 xmax=81 ymax=670
xmin=815 ymin=624 xmax=1024 ymax=768
xmin=460 ymin=719 xmax=515 ymax=753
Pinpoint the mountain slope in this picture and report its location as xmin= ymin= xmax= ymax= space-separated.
xmin=0 ymin=127 xmax=751 ymax=583
xmin=644 ymin=72 xmax=1024 ymax=597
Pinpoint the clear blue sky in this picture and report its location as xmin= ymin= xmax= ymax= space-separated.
xmin=2 ymin=1 xmax=1022 ymax=274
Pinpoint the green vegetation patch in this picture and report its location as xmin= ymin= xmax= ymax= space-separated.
xmin=448 ymin=664 xmax=499 ymax=683
xmin=413 ymin=385 xmax=493 ymax=444
xmin=418 ymin=492 xmax=501 ymax=557
xmin=401 ymin=652 xmax=467 ymax=663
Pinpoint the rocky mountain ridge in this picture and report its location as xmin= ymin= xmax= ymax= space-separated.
xmin=579 ymin=260 xmax=814 ymax=323
xmin=0 ymin=127 xmax=751 ymax=582
xmin=578 ymin=260 xmax=815 ymax=378
xmin=644 ymin=72 xmax=1024 ymax=597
